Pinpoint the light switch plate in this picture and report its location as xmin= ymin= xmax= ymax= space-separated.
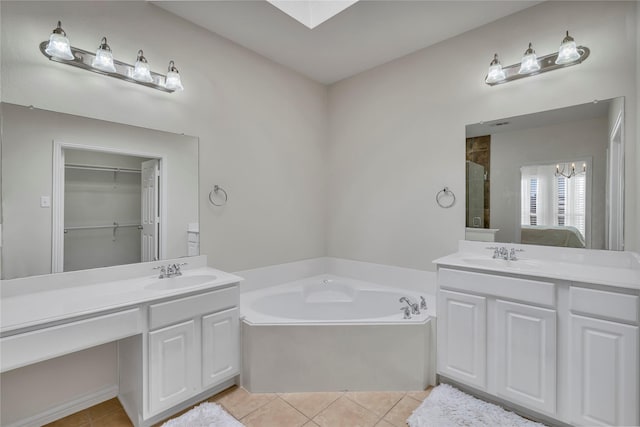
xmin=40 ymin=196 xmax=51 ymax=208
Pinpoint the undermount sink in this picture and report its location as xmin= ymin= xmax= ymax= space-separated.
xmin=145 ymin=274 xmax=218 ymax=290
xmin=461 ymin=258 xmax=541 ymax=269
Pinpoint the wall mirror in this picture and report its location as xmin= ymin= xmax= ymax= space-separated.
xmin=465 ymin=97 xmax=624 ymax=250
xmin=1 ymin=103 xmax=200 ymax=279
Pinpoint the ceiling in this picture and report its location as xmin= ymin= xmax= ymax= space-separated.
xmin=151 ymin=0 xmax=541 ymax=85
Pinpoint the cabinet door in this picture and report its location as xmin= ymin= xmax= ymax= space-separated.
xmin=437 ymin=289 xmax=487 ymax=389
xmin=495 ymin=300 xmax=556 ymax=415
xmin=148 ymin=320 xmax=197 ymax=415
xmin=570 ymin=314 xmax=639 ymax=426
xmin=202 ymin=308 xmax=239 ymax=388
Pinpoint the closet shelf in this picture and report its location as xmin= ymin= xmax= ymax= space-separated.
xmin=64 ymin=223 xmax=143 ymax=233
xmin=65 ymin=164 xmax=142 ymax=174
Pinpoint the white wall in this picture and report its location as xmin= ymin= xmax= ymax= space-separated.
xmin=490 ymin=116 xmax=608 ymax=248
xmin=0 ymin=1 xmax=328 ymax=274
xmin=327 ymin=1 xmax=638 ymax=270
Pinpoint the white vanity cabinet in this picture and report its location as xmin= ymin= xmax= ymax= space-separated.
xmin=494 ymin=300 xmax=556 ymax=415
xmin=568 ymin=286 xmax=639 ymax=426
xmin=148 ymin=320 xmax=198 ymax=414
xmin=437 ymin=268 xmax=558 ymax=416
xmin=120 ymin=283 xmax=241 ymax=425
xmin=436 ymin=259 xmax=640 ymax=426
xmin=437 ymin=289 xmax=487 ymax=389
xmin=201 ymin=308 xmax=240 ymax=388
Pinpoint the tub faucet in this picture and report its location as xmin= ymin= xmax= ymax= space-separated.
xmin=400 ymin=306 xmax=412 ymax=319
xmin=399 ymin=297 xmax=420 ymax=315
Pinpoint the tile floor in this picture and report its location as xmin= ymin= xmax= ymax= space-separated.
xmin=44 ymin=385 xmax=433 ymax=427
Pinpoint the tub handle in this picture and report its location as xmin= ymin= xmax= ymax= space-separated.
xmin=400 ymin=306 xmax=412 ymax=319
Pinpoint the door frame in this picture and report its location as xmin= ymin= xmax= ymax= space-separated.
xmin=51 ymin=141 xmax=167 ymax=273
xmin=607 ymin=107 xmax=625 ymax=250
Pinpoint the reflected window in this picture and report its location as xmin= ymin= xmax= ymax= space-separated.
xmin=521 ymin=163 xmax=586 ymax=240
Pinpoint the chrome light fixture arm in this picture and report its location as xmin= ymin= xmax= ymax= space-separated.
xmin=39 ymin=41 xmax=178 ymax=93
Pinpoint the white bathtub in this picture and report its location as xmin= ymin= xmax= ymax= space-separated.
xmin=241 ymin=275 xmax=435 ymax=392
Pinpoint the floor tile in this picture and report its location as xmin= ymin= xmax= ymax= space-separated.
xmin=303 ymin=421 xmax=320 ymax=427
xmin=87 ymin=398 xmax=122 ymax=421
xmin=374 ymin=420 xmax=397 ymax=427
xmin=241 ymin=398 xmax=309 ymax=427
xmin=279 ymin=392 xmax=343 ymax=418
xmin=91 ymin=408 xmax=134 ymax=427
xmin=405 ymin=386 xmax=433 ymax=402
xmin=382 ymin=396 xmax=422 ymax=427
xmin=214 ymin=386 xmax=277 ymax=419
xmin=313 ymin=396 xmax=379 ymax=427
xmin=43 ymin=410 xmax=91 ymax=427
xmin=345 ymin=391 xmax=405 ymax=417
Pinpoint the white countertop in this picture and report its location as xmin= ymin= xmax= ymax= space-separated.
xmin=434 ymin=241 xmax=640 ymax=291
xmin=1 ymin=264 xmax=243 ymax=336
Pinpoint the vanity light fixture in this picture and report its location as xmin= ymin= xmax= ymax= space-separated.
xmin=556 ymin=31 xmax=581 ymax=64
xmin=518 ymin=43 xmax=540 ymax=74
xmin=132 ymin=50 xmax=153 ymax=83
xmin=485 ymin=54 xmax=506 ymax=84
xmin=555 ymin=162 xmax=586 ymax=179
xmin=92 ymin=37 xmax=117 ymax=73
xmin=164 ymin=60 xmax=184 ymax=91
xmin=44 ymin=21 xmax=74 ymax=60
xmin=485 ymin=30 xmax=589 ymax=86
xmin=39 ymin=20 xmax=184 ymax=93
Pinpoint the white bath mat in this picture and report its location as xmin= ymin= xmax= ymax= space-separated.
xmin=407 ymin=384 xmax=547 ymax=427
xmin=161 ymin=402 xmax=244 ymax=427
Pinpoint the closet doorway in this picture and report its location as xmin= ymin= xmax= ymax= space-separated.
xmin=52 ymin=143 xmax=164 ymax=273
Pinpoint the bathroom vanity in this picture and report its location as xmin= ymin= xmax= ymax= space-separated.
xmin=0 ymin=256 xmax=242 ymax=427
xmin=434 ymin=241 xmax=640 ymax=427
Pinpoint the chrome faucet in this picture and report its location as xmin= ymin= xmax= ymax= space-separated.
xmin=487 ymin=246 xmax=523 ymax=261
xmin=400 ymin=306 xmax=412 ymax=319
xmin=399 ymin=297 xmax=420 ymax=315
xmin=154 ymin=262 xmax=187 ymax=279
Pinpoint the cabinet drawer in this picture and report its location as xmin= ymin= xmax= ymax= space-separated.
xmin=1 ymin=308 xmax=142 ymax=373
xmin=149 ymin=286 xmax=239 ymax=330
xmin=570 ymin=286 xmax=638 ymax=323
xmin=439 ymin=268 xmax=555 ymax=307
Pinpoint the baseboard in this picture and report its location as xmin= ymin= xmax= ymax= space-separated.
xmin=4 ymin=385 xmax=118 ymax=427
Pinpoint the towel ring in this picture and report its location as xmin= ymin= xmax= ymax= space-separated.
xmin=209 ymin=185 xmax=228 ymax=206
xmin=436 ymin=187 xmax=456 ymax=208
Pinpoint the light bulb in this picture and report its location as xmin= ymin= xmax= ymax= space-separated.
xmin=132 ymin=50 xmax=153 ymax=83
xmin=45 ymin=21 xmax=74 ymax=60
xmin=556 ymin=31 xmax=581 ymax=65
xmin=518 ymin=42 xmax=540 ymax=74
xmin=165 ymin=60 xmax=184 ymax=91
xmin=92 ymin=37 xmax=116 ymax=73
xmin=485 ymin=53 xmax=506 ymax=84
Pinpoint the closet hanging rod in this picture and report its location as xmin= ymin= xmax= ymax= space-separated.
xmin=64 ymin=223 xmax=143 ymax=233
xmin=65 ymin=164 xmax=142 ymax=173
